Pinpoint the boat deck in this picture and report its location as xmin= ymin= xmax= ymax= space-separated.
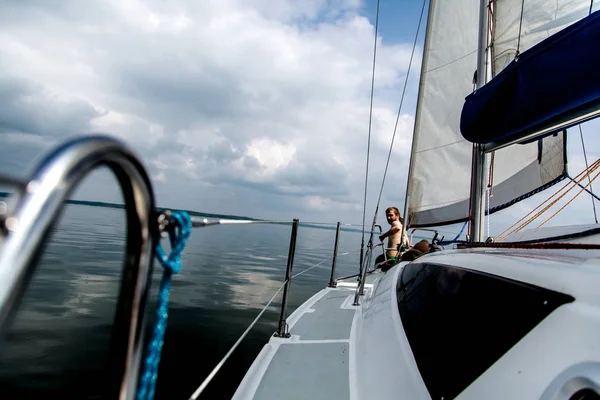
xmin=234 ymin=245 xmax=600 ymax=400
xmin=232 ymin=272 xmax=381 ymax=400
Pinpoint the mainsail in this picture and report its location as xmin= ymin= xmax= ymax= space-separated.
xmin=407 ymin=0 xmax=597 ymax=228
xmin=492 ymin=0 xmax=595 ymax=75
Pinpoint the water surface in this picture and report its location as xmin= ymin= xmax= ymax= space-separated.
xmin=0 ymin=204 xmax=366 ymax=399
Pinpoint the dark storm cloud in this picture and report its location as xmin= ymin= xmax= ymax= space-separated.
xmin=0 ymin=75 xmax=101 ymax=138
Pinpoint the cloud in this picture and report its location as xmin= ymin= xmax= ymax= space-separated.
xmin=0 ymin=76 xmax=101 ymax=138
xmin=0 ymin=0 xmax=423 ymax=224
xmin=2 ymin=0 xmax=595 ymax=236
xmin=0 ymin=132 xmax=55 ymax=177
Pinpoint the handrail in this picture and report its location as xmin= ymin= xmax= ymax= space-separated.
xmin=409 ymin=227 xmax=439 ymax=243
xmin=0 ymin=135 xmax=156 ymax=400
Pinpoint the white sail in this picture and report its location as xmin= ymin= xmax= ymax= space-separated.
xmin=407 ymin=0 xmax=480 ymax=227
xmin=407 ymin=0 xmax=573 ymax=227
xmin=480 ymin=0 xmax=598 ymax=215
xmin=492 ymin=0 xmax=597 ymax=75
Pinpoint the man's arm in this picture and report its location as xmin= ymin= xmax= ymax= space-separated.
xmin=379 ymin=221 xmax=401 ymax=242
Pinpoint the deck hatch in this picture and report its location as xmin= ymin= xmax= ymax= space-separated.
xmin=397 ymin=262 xmax=574 ymax=400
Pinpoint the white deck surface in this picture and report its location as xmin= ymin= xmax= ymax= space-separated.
xmin=233 ymin=246 xmax=600 ymax=400
xmin=232 ymin=271 xmax=382 ymax=400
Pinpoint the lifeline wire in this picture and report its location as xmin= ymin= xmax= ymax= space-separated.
xmin=188 ymin=282 xmax=286 ymax=400
xmin=188 ymin=251 xmax=354 ymax=399
xmin=292 ymin=252 xmax=351 ymax=279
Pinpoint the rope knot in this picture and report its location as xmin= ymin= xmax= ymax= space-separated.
xmin=155 ymin=211 xmax=192 ymax=274
xmin=137 ymin=210 xmax=192 ymax=400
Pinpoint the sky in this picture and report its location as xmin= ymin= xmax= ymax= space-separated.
xmin=0 ymin=0 xmax=598 ymax=238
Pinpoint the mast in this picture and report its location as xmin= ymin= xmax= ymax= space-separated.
xmin=469 ymin=0 xmax=491 ymax=242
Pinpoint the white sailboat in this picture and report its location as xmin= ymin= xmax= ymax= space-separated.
xmin=230 ymin=0 xmax=600 ymax=399
xmin=1 ymin=1 xmax=600 ymax=399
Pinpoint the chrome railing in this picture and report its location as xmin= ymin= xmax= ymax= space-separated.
xmin=409 ymin=227 xmax=439 ymax=243
xmin=0 ymin=135 xmax=157 ymax=400
xmin=328 ymin=222 xmax=341 ymax=287
xmin=274 ymin=219 xmax=365 ymax=336
xmin=0 ymin=134 xmax=374 ymax=398
xmin=275 ymin=219 xmax=299 ymax=338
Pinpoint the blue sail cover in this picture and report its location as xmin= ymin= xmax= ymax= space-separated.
xmin=461 ymin=11 xmax=600 ymax=144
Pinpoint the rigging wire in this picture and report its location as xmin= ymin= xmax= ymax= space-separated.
xmin=496 ymin=163 xmax=595 ymax=240
xmin=515 ymin=0 xmax=526 ymax=58
xmin=496 ymin=159 xmax=600 ymax=241
xmin=579 ymin=124 xmax=598 ymax=223
xmin=501 ymin=161 xmax=600 ymax=239
xmin=537 ymin=169 xmax=600 ymax=228
xmin=360 ymin=0 xmax=381 ymax=269
xmin=188 ymin=217 xmax=366 ymax=229
xmin=365 ymin=0 xmax=427 ymax=250
xmin=373 ymin=0 xmax=427 ymax=217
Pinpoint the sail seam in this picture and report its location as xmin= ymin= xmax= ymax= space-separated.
xmin=415 ymin=140 xmax=465 ymax=153
xmin=426 ymin=49 xmax=478 ymax=73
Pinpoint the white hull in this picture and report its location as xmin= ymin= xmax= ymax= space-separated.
xmin=234 ymin=241 xmax=600 ymax=399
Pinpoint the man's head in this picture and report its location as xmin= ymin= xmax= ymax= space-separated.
xmin=385 ymin=207 xmax=403 ymax=225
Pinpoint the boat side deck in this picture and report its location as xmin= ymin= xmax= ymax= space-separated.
xmin=234 ymin=245 xmax=600 ymax=400
xmin=232 ymin=273 xmax=381 ymax=400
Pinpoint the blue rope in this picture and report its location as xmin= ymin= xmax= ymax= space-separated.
xmin=451 ymin=221 xmax=468 ymax=242
xmin=137 ymin=211 xmax=192 ymax=400
xmin=438 ymin=221 xmax=468 ymax=246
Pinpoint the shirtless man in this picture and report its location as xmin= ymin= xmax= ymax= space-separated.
xmin=375 ymin=207 xmax=409 ymax=266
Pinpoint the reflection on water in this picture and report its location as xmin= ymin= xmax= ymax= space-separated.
xmin=0 ymin=204 xmax=363 ymax=399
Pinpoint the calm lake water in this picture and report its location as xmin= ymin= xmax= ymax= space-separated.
xmin=0 ymin=204 xmax=367 ymax=399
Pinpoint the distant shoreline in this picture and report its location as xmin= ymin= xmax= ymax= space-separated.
xmin=0 ymin=191 xmax=257 ymax=220
xmin=0 ymin=191 xmax=366 ymax=233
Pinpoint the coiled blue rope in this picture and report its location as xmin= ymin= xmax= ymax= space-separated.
xmin=137 ymin=211 xmax=192 ymax=400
